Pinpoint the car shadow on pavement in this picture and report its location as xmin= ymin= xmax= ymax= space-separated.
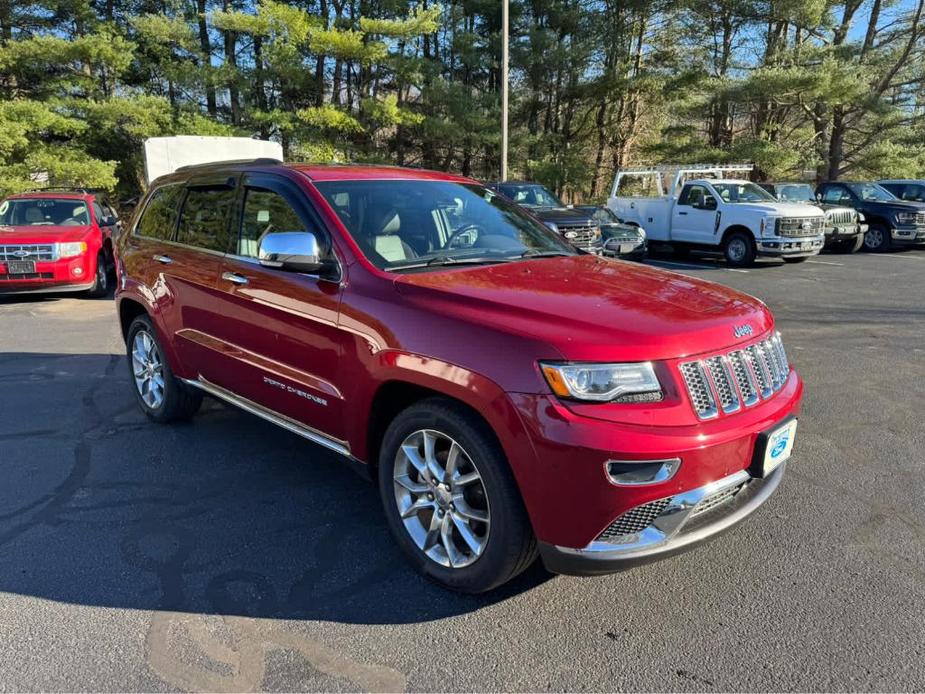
xmin=0 ymin=351 xmax=552 ymax=626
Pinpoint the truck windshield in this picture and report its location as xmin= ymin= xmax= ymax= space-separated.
xmin=711 ymin=183 xmax=777 ymax=203
xmin=845 ymin=183 xmax=896 ymax=202
xmin=775 ymin=184 xmax=815 ymax=203
xmin=0 ymin=198 xmax=90 ymax=226
xmin=496 ymin=184 xmax=564 ymax=208
xmin=314 ymin=180 xmax=577 ymax=272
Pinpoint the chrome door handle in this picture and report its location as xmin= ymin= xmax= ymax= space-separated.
xmin=222 ymin=271 xmax=249 ymax=286
xmin=153 ymin=254 xmax=172 ymax=264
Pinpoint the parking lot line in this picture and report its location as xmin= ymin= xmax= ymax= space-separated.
xmin=807 ymin=260 xmax=844 ymax=266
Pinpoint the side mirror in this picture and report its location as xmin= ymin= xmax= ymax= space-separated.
xmin=701 ymin=196 xmax=718 ymax=211
xmin=101 ymin=215 xmax=118 ymax=227
xmin=258 ymin=231 xmax=325 ymax=274
xmin=814 ymin=193 xmax=822 ymax=202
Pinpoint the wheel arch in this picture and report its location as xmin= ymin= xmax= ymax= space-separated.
xmin=720 ymin=223 xmax=756 ymax=246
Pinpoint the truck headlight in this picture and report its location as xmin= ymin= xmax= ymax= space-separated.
xmin=540 ymin=362 xmax=662 ymax=402
xmin=857 ymin=212 xmax=865 ymax=222
xmin=637 ymin=227 xmax=647 ymax=239
xmin=895 ymin=212 xmax=917 ymax=224
xmin=56 ymin=242 xmax=87 ymax=258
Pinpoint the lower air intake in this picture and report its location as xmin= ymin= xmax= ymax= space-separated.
xmin=596 ymin=498 xmax=671 ymax=542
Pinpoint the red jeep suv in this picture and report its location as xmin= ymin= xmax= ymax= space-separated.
xmin=0 ymin=189 xmax=119 ymax=297
xmin=115 ymin=161 xmax=803 ymax=592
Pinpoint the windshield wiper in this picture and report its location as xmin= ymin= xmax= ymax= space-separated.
xmin=390 ymin=255 xmax=513 ymax=271
xmin=520 ymin=249 xmax=574 ymax=258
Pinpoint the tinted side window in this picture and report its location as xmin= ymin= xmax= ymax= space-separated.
xmin=821 ymin=186 xmax=849 ymax=204
xmin=176 ymin=187 xmax=236 ymax=252
xmin=678 ymin=184 xmax=707 ymax=206
xmin=238 ymin=188 xmax=305 ymax=258
xmin=136 ymin=185 xmax=184 ymax=240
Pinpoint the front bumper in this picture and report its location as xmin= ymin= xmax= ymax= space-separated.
xmin=0 ymin=254 xmax=96 ymax=294
xmin=757 ymin=236 xmax=824 ymax=257
xmin=891 ymin=225 xmax=925 ymax=245
xmin=602 ymin=237 xmax=647 ymax=259
xmin=539 ymin=464 xmax=784 ymax=575
xmin=824 ymin=224 xmax=865 ymax=246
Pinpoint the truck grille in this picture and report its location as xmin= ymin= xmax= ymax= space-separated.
xmin=558 ymin=223 xmax=601 ymax=250
xmin=825 ymin=209 xmax=856 ymax=226
xmin=0 ymin=244 xmax=56 ymax=262
xmin=680 ymin=332 xmax=790 ymax=420
xmin=596 ymin=498 xmax=671 ymax=542
xmin=777 ymin=217 xmax=824 ymax=237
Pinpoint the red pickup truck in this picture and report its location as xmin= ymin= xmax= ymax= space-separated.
xmin=0 ymin=189 xmax=118 ymax=297
xmin=115 ymin=161 xmax=803 ymax=592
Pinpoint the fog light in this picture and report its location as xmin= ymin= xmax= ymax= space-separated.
xmin=606 ymin=459 xmax=681 ymax=486
xmin=72 ymin=267 xmax=83 ymax=277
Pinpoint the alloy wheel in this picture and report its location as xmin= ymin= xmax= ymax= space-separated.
xmin=864 ymin=227 xmax=883 ymax=250
xmin=131 ymin=330 xmax=165 ymax=409
xmin=392 ymin=429 xmax=490 ymax=569
xmin=727 ymin=237 xmax=747 ymax=262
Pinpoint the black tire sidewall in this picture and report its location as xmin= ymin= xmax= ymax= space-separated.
xmin=864 ymin=224 xmax=890 ymax=252
xmin=86 ymin=251 xmax=109 ymax=297
xmin=377 ymin=399 xmax=534 ymax=593
xmin=126 ymin=315 xmax=181 ymax=422
xmin=724 ymin=232 xmax=755 ymax=267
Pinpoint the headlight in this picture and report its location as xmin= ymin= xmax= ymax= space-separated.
xmin=56 ymin=242 xmax=87 ymax=258
xmin=895 ymin=212 xmax=917 ymax=224
xmin=543 ymin=221 xmax=559 ymax=233
xmin=761 ymin=217 xmax=777 ymax=236
xmin=540 ymin=362 xmax=662 ymax=402
xmin=637 ymin=227 xmax=646 ymax=239
xmin=857 ymin=212 xmax=865 ymax=222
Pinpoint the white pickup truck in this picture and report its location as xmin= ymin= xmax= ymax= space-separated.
xmin=607 ymin=164 xmax=826 ymax=267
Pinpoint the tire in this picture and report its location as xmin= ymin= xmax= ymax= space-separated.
xmin=830 ymin=235 xmax=864 ymax=254
xmin=783 ymin=256 xmax=810 ymax=264
xmin=126 ymin=315 xmax=203 ymax=423
xmin=863 ymin=224 xmax=891 ymax=252
xmin=85 ymin=250 xmax=110 ymax=298
xmin=377 ymin=397 xmax=537 ymax=593
xmin=723 ymin=231 xmax=756 ymax=267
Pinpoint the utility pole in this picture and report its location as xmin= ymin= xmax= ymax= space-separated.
xmin=501 ymin=0 xmax=509 ymax=182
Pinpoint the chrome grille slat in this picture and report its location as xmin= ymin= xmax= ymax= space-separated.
xmin=704 ymin=356 xmax=740 ymax=414
xmin=679 ymin=362 xmax=717 ymax=420
xmin=0 ymin=244 xmax=57 ymax=262
xmin=777 ymin=216 xmax=824 ymax=237
xmin=680 ymin=333 xmax=790 ymax=420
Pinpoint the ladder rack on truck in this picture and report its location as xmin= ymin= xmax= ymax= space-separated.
xmin=610 ymin=164 xmax=754 ymax=200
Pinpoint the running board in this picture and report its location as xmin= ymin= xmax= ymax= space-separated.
xmin=183 ymin=377 xmax=352 ymax=458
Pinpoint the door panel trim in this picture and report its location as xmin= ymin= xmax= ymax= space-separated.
xmin=182 ymin=376 xmax=352 ymax=457
xmin=175 ymin=327 xmax=344 ymax=400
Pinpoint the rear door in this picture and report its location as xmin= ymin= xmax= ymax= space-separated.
xmin=206 ymin=172 xmax=349 ymax=444
xmin=159 ymin=176 xmax=237 ymax=380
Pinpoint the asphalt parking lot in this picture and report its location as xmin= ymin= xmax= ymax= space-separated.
xmin=1 ymin=250 xmax=924 ymax=692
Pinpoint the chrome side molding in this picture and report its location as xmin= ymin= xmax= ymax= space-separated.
xmin=183 ymin=376 xmax=352 ymax=458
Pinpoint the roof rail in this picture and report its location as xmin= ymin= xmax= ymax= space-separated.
xmin=173 ymin=157 xmax=284 ymax=173
xmin=21 ymin=186 xmax=95 ymax=194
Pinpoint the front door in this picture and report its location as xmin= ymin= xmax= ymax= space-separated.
xmin=671 ymin=184 xmax=719 ymax=244
xmin=206 ymin=173 xmax=349 ymax=444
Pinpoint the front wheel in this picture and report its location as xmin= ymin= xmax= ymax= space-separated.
xmin=723 ymin=232 xmax=756 ymax=268
xmin=831 ymin=235 xmax=864 ymax=254
xmin=85 ymin=251 xmax=109 ymax=298
xmin=863 ymin=224 xmax=891 ymax=252
xmin=378 ymin=398 xmax=537 ymax=593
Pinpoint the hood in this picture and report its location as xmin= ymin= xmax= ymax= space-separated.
xmin=860 ymin=199 xmax=925 ymax=213
xmin=0 ymin=224 xmax=93 ymax=244
xmin=731 ymin=202 xmax=825 ymax=217
xmin=394 ymin=255 xmax=773 ymax=362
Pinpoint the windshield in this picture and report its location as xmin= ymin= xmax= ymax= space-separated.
xmin=775 ymin=184 xmax=815 ymax=203
xmin=315 ymin=180 xmax=577 ymax=271
xmin=589 ymin=207 xmax=620 ymax=224
xmin=846 ymin=183 xmax=897 ymax=202
xmin=496 ymin=183 xmax=564 ymax=208
xmin=712 ymin=182 xmax=777 ymax=203
xmin=0 ymin=198 xmax=90 ymax=226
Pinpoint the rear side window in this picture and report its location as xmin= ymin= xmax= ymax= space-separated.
xmin=820 ymin=186 xmax=849 ymax=204
xmin=176 ymin=187 xmax=236 ymax=252
xmin=136 ymin=185 xmax=184 ymax=240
